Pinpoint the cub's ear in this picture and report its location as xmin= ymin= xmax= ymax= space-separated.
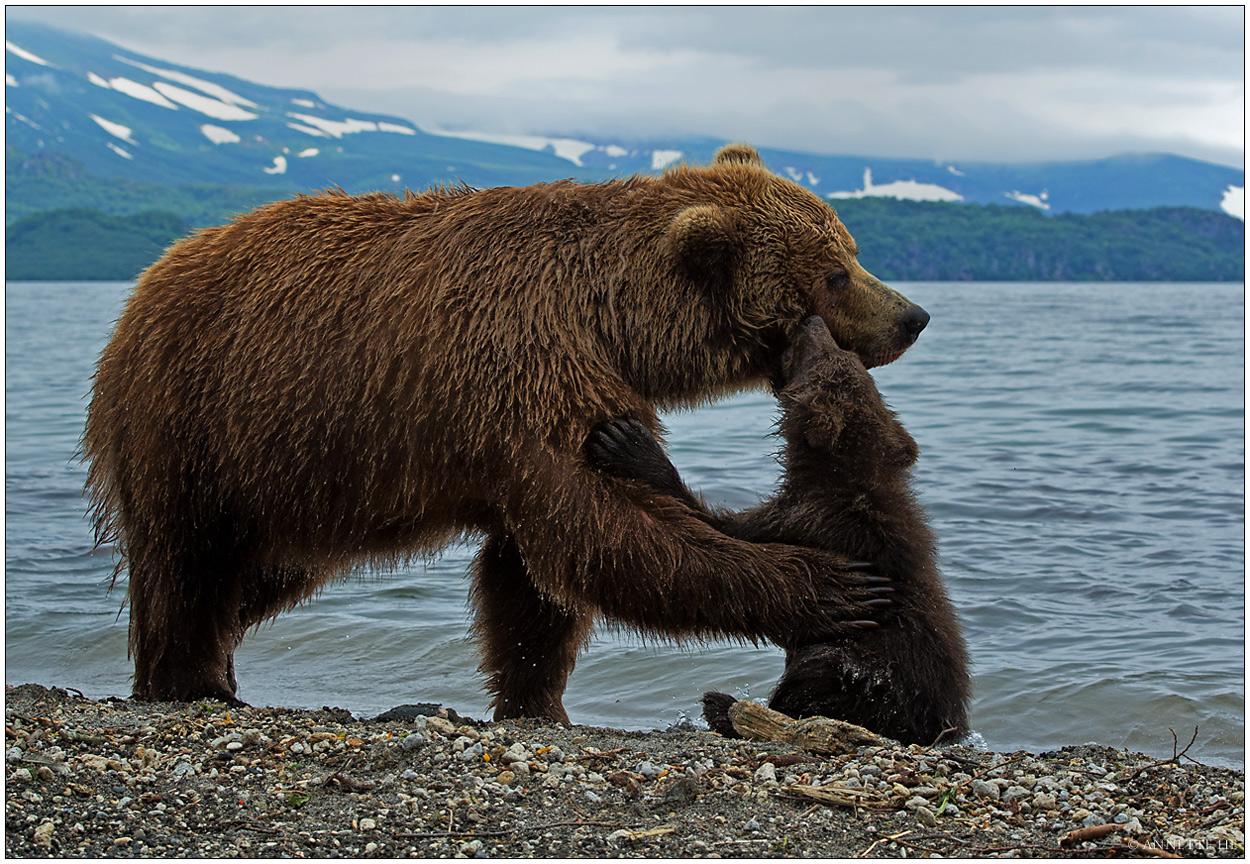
xmin=781 ymin=388 xmax=845 ymax=451
xmin=714 ymin=143 xmax=764 ymax=166
xmin=802 ymin=393 xmax=846 ymax=451
xmin=665 ymin=204 xmax=740 ymax=280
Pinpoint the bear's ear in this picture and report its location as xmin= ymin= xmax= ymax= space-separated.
xmin=665 ymin=204 xmax=740 ymax=280
xmin=714 ymin=143 xmax=764 ymax=167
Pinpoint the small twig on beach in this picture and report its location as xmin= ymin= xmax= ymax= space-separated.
xmin=951 ymin=754 xmax=1029 ymax=794
xmin=393 ymin=819 xmax=648 ymax=840
xmin=929 ymin=726 xmax=960 ymax=747
xmin=856 ymin=829 xmax=912 ymax=858
xmin=572 ymin=746 xmax=630 ymax=761
xmin=1121 ymin=727 xmax=1200 ymax=781
xmin=566 ymin=794 xmax=591 ymax=819
xmin=218 ymin=819 xmax=280 ymax=835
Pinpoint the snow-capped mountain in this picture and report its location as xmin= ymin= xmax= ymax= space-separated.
xmin=4 ymin=22 xmax=579 ymax=192
xmin=475 ymin=132 xmax=1244 ymax=219
xmin=5 ymin=21 xmax=1244 ymax=219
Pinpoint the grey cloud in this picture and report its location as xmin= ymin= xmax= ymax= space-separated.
xmin=6 ymin=5 xmax=1243 ymax=167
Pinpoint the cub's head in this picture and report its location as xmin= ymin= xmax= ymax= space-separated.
xmin=666 ymin=144 xmax=928 ymax=371
xmin=777 ymin=316 xmax=918 ymax=471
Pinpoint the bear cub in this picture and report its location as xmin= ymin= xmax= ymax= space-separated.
xmin=587 ymin=316 xmax=970 ymax=745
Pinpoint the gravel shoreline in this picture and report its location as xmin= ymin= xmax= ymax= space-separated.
xmin=5 ymin=683 xmax=1243 ymax=858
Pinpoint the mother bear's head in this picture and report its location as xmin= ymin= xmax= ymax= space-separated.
xmin=664 ymin=144 xmax=928 ymax=374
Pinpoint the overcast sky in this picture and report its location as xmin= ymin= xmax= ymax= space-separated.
xmin=7 ymin=5 xmax=1245 ymax=167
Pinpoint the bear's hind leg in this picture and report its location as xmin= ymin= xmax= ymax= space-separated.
xmin=471 ymin=532 xmax=593 ymax=723
xmin=127 ymin=546 xmax=245 ymax=704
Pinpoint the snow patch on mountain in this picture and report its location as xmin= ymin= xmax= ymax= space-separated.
xmin=377 ymin=121 xmax=416 ymax=136
xmin=297 ymin=147 xmax=319 ymax=158
xmin=90 ymin=74 xmax=179 ymax=110
xmin=1005 ymin=190 xmax=1051 ymax=210
xmin=829 ymin=168 xmax=963 ymax=203
xmin=153 ymin=82 xmax=258 ymax=121
xmin=5 ymin=40 xmax=54 ymax=68
xmin=90 ymin=114 xmax=136 ymax=144
xmin=603 ymin=145 xmax=629 ymax=158
xmin=201 ymin=124 xmax=240 ymax=145
xmin=115 ymin=56 xmax=258 ymax=108
xmin=5 ymin=73 xmax=17 ymax=87
xmin=1220 ymin=185 xmax=1244 ymax=221
xmin=6 ymin=106 xmax=42 ymax=130
xmin=652 ymin=150 xmax=682 ymax=170
xmin=288 ymin=113 xmax=383 ymax=138
xmin=946 ymin=165 xmax=966 ymax=177
xmin=782 ymin=167 xmax=822 ymax=187
xmin=424 ymin=129 xmax=597 ymax=166
xmin=105 ymin=142 xmax=132 ymax=160
xmin=263 ymin=155 xmax=288 ymax=175
xmin=290 ymin=98 xmax=316 ymax=108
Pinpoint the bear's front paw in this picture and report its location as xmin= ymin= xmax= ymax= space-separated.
xmin=585 ymin=417 xmax=687 ymax=500
xmin=773 ymin=563 xmax=893 ymax=649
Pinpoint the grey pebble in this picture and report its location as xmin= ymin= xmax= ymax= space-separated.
xmin=1002 ymin=785 xmax=1031 ymax=803
xmin=636 ymin=760 xmax=661 ymax=780
xmin=971 ymin=779 xmax=999 ymax=800
xmin=401 ymin=733 xmax=425 ymax=751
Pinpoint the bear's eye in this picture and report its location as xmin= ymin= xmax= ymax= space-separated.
xmin=825 ymin=269 xmax=849 ymax=291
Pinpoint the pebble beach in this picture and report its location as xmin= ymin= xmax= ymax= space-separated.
xmin=4 ymin=683 xmax=1243 ymax=858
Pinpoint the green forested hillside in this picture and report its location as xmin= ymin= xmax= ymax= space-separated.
xmin=834 ymin=199 xmax=1244 ymax=281
xmin=4 ymin=180 xmax=1244 ymax=282
xmin=5 ymin=209 xmax=190 ymax=281
xmin=6 ymin=148 xmax=283 ymax=228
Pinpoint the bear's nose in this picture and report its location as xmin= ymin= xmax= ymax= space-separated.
xmin=901 ymin=305 xmax=930 ymax=341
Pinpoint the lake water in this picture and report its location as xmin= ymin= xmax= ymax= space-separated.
xmin=5 ymin=280 xmax=1244 ymax=768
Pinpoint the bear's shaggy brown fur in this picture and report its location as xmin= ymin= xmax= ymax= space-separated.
xmin=83 ymin=145 xmax=929 ymax=721
xmin=587 ymin=317 xmax=969 ymax=744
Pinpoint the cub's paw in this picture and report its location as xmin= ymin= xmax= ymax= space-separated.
xmin=701 ymin=691 xmax=741 ymax=739
xmin=585 ymin=418 xmax=687 ymax=500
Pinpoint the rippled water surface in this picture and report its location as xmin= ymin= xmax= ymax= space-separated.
xmin=5 ymin=281 xmax=1244 ymax=767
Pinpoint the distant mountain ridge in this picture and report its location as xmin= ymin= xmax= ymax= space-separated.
xmin=4 ymin=20 xmax=1245 ymax=220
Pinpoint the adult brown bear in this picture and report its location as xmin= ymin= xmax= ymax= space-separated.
xmin=83 ymin=145 xmax=928 ymax=721
xmin=587 ymin=317 xmax=969 ymax=744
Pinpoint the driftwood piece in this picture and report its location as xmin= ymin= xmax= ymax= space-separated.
xmin=726 ymin=698 xmax=891 ymax=754
xmin=783 ymin=782 xmax=892 ymax=809
xmin=1058 ymin=823 xmax=1120 ymax=848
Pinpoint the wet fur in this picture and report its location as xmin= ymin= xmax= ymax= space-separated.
xmin=83 ymin=145 xmax=927 ymax=720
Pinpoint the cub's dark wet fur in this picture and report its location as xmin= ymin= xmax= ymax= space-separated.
xmin=587 ymin=317 xmax=969 ymax=745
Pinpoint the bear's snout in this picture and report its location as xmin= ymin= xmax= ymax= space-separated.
xmin=900 ymin=305 xmax=930 ymax=342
